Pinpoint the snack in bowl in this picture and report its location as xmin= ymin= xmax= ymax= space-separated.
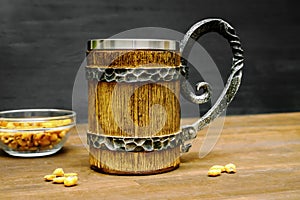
xmin=0 ymin=109 xmax=76 ymax=157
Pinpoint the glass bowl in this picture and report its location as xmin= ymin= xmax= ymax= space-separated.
xmin=0 ymin=109 xmax=76 ymax=157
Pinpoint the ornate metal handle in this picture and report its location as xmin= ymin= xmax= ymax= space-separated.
xmin=179 ymin=18 xmax=244 ymax=153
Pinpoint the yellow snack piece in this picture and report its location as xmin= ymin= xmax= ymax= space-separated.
xmin=52 ymin=168 xmax=64 ymax=177
xmin=42 ymin=122 xmax=54 ymax=128
xmin=50 ymin=133 xmax=58 ymax=142
xmin=6 ymin=122 xmax=15 ymax=129
xmin=39 ymin=137 xmax=51 ymax=147
xmin=8 ymin=141 xmax=18 ymax=149
xmin=17 ymin=139 xmax=27 ymax=147
xmin=34 ymin=132 xmax=44 ymax=140
xmin=64 ymin=176 xmax=78 ymax=187
xmin=58 ymin=130 xmax=66 ymax=138
xmin=224 ymin=163 xmax=236 ymax=173
xmin=0 ymin=121 xmax=8 ymax=127
xmin=64 ymin=173 xmax=78 ymax=177
xmin=208 ymin=168 xmax=221 ymax=177
xmin=44 ymin=174 xmax=56 ymax=181
xmin=53 ymin=177 xmax=66 ymax=184
xmin=209 ymin=165 xmax=226 ymax=173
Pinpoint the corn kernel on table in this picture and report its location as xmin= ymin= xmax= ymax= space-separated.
xmin=1 ymin=112 xmax=299 ymax=199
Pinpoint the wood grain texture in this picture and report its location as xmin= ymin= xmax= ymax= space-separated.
xmin=89 ymin=146 xmax=180 ymax=175
xmin=0 ymin=112 xmax=299 ymax=199
xmin=86 ymin=50 xmax=181 ymax=67
xmin=89 ymin=81 xmax=181 ymax=137
xmin=87 ymin=49 xmax=181 ymax=174
xmin=88 ymin=80 xmax=181 ymax=174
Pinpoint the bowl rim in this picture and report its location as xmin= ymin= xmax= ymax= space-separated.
xmin=0 ymin=109 xmax=76 ymax=122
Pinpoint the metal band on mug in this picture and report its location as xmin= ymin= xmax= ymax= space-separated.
xmin=87 ymin=129 xmax=196 ymax=152
xmin=85 ymin=66 xmax=185 ymax=83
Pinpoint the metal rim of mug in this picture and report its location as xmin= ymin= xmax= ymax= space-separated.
xmin=87 ymin=39 xmax=180 ymax=51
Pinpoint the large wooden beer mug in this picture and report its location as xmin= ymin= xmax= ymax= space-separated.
xmin=86 ymin=19 xmax=244 ymax=175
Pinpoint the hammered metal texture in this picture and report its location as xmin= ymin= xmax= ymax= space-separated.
xmin=87 ymin=132 xmax=183 ymax=152
xmin=85 ymin=66 xmax=184 ymax=83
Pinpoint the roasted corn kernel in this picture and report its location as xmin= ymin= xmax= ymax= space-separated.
xmin=209 ymin=165 xmax=226 ymax=173
xmin=0 ymin=119 xmax=71 ymax=152
xmin=224 ymin=163 xmax=236 ymax=173
xmin=207 ymin=168 xmax=222 ymax=177
xmin=52 ymin=168 xmax=64 ymax=177
xmin=64 ymin=173 xmax=78 ymax=177
xmin=53 ymin=177 xmax=66 ymax=184
xmin=59 ymin=130 xmax=66 ymax=138
xmin=64 ymin=176 xmax=78 ymax=187
xmin=208 ymin=163 xmax=237 ymax=177
xmin=44 ymin=174 xmax=56 ymax=181
xmin=50 ymin=134 xmax=58 ymax=142
xmin=44 ymin=168 xmax=78 ymax=187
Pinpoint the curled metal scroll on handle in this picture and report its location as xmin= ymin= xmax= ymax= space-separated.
xmin=179 ymin=18 xmax=244 ymax=153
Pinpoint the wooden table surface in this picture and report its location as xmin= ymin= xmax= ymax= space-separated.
xmin=0 ymin=112 xmax=299 ymax=200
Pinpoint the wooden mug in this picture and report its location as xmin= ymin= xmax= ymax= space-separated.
xmin=85 ymin=19 xmax=244 ymax=175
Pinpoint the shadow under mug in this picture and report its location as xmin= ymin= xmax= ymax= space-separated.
xmin=85 ymin=18 xmax=244 ymax=175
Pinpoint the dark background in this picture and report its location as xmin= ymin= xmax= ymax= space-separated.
xmin=0 ymin=0 xmax=299 ymax=120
